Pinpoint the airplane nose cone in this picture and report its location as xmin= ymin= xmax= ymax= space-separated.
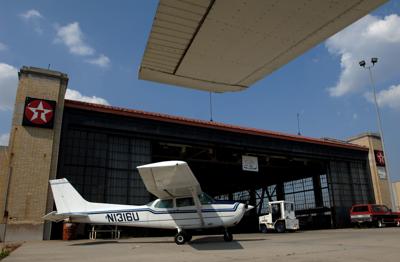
xmin=244 ymin=204 xmax=254 ymax=211
xmin=246 ymin=205 xmax=254 ymax=211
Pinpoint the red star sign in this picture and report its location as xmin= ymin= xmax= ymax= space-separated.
xmin=24 ymin=100 xmax=54 ymax=125
xmin=375 ymin=151 xmax=385 ymax=166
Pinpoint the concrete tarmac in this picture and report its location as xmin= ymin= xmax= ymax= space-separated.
xmin=4 ymin=228 xmax=400 ymax=262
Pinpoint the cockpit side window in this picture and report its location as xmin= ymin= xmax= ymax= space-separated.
xmin=198 ymin=193 xmax=215 ymax=205
xmin=155 ymin=199 xmax=173 ymax=208
xmin=176 ymin=197 xmax=194 ymax=207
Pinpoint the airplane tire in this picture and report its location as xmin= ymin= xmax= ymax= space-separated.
xmin=275 ymin=221 xmax=286 ymax=233
xmin=175 ymin=232 xmax=186 ymax=245
xmin=223 ymin=231 xmax=233 ymax=242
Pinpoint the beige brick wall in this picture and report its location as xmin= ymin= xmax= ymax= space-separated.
xmin=0 ymin=146 xmax=9 ymax=223
xmin=393 ymin=182 xmax=400 ymax=211
xmin=349 ymin=134 xmax=392 ymax=207
xmin=3 ymin=67 xmax=68 ymax=241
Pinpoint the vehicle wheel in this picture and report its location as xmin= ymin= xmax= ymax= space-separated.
xmin=175 ymin=232 xmax=186 ymax=245
xmin=376 ymin=220 xmax=384 ymax=228
xmin=260 ymin=224 xmax=268 ymax=233
xmin=223 ymin=231 xmax=233 ymax=242
xmin=275 ymin=221 xmax=286 ymax=233
xmin=396 ymin=220 xmax=400 ymax=227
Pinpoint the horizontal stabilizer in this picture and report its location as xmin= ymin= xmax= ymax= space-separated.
xmin=43 ymin=211 xmax=87 ymax=222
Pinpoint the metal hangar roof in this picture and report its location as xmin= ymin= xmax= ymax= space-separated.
xmin=138 ymin=0 xmax=387 ymax=92
xmin=64 ymin=99 xmax=367 ymax=152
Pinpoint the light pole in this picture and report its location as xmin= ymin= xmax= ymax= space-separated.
xmin=359 ymin=58 xmax=396 ymax=210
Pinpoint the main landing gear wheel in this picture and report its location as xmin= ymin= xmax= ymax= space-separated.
xmin=223 ymin=230 xmax=233 ymax=242
xmin=175 ymin=232 xmax=186 ymax=245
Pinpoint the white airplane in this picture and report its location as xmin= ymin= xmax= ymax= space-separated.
xmin=44 ymin=160 xmax=253 ymax=244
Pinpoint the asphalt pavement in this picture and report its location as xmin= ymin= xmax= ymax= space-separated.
xmin=4 ymin=227 xmax=400 ymax=262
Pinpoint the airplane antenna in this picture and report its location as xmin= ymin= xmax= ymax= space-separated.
xmin=209 ymin=91 xmax=213 ymax=122
xmin=297 ymin=113 xmax=301 ymax=135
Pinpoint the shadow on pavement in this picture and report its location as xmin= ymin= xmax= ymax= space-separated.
xmin=69 ymin=236 xmax=267 ymax=248
xmin=69 ymin=239 xmax=172 ymax=246
xmin=190 ymin=237 xmax=242 ymax=250
xmin=189 ymin=236 xmax=266 ymax=250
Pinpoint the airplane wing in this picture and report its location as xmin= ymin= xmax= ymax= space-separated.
xmin=137 ymin=161 xmax=205 ymax=226
xmin=137 ymin=161 xmax=202 ymax=199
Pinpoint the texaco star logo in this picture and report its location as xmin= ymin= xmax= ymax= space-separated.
xmin=25 ymin=100 xmax=54 ymax=124
xmin=375 ymin=151 xmax=385 ymax=166
xmin=22 ymin=97 xmax=56 ymax=129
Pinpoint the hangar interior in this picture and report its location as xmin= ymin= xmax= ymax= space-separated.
xmin=51 ymin=100 xmax=373 ymax=238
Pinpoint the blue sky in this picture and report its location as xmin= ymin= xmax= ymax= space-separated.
xmin=0 ymin=1 xmax=399 ymax=182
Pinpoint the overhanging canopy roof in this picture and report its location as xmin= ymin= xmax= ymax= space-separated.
xmin=139 ymin=0 xmax=386 ymax=92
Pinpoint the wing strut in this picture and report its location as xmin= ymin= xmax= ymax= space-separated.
xmin=190 ymin=187 xmax=205 ymax=227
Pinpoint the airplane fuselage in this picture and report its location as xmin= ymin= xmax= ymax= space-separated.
xmin=69 ymin=201 xmax=247 ymax=230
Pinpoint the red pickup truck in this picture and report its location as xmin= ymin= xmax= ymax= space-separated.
xmin=350 ymin=204 xmax=400 ymax=227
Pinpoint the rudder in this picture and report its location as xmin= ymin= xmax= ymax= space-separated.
xmin=50 ymin=178 xmax=88 ymax=214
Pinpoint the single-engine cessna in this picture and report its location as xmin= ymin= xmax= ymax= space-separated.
xmin=44 ymin=161 xmax=253 ymax=244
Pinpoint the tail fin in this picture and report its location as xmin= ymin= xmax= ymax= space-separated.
xmin=50 ymin=178 xmax=88 ymax=214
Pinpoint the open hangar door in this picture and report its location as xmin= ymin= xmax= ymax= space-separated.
xmin=54 ymin=102 xmax=373 ymax=237
xmin=152 ymin=141 xmax=336 ymax=231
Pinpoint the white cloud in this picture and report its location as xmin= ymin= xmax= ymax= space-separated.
xmin=365 ymin=84 xmax=400 ymax=110
xmin=0 ymin=133 xmax=10 ymax=146
xmin=20 ymin=9 xmax=43 ymax=20
xmin=326 ymin=14 xmax=400 ymax=97
xmin=55 ymin=22 xmax=94 ymax=56
xmin=86 ymin=54 xmax=110 ymax=68
xmin=0 ymin=42 xmax=7 ymax=51
xmin=0 ymin=63 xmax=18 ymax=111
xmin=65 ymin=89 xmax=109 ymax=105
xmin=19 ymin=9 xmax=44 ymax=34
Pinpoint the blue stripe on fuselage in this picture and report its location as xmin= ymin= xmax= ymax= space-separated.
xmin=64 ymin=202 xmax=240 ymax=216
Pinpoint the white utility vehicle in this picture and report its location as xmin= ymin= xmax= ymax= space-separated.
xmin=259 ymin=200 xmax=299 ymax=233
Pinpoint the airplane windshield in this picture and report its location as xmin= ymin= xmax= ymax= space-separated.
xmin=155 ymin=199 xmax=173 ymax=208
xmin=198 ymin=193 xmax=215 ymax=204
xmin=146 ymin=200 xmax=156 ymax=207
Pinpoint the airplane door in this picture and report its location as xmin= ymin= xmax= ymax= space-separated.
xmin=176 ymin=197 xmax=198 ymax=227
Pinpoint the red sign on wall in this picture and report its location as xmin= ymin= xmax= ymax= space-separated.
xmin=374 ymin=150 xmax=385 ymax=167
xmin=22 ymin=97 xmax=56 ymax=129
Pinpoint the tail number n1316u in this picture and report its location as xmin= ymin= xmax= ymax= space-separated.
xmin=105 ymin=212 xmax=139 ymax=222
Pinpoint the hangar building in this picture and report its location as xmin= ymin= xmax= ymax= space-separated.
xmin=0 ymin=67 xmax=383 ymax=241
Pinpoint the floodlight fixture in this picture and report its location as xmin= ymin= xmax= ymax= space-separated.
xmin=359 ymin=57 xmax=395 ymax=210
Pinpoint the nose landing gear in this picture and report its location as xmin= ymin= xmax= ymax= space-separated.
xmin=223 ymin=229 xmax=233 ymax=242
